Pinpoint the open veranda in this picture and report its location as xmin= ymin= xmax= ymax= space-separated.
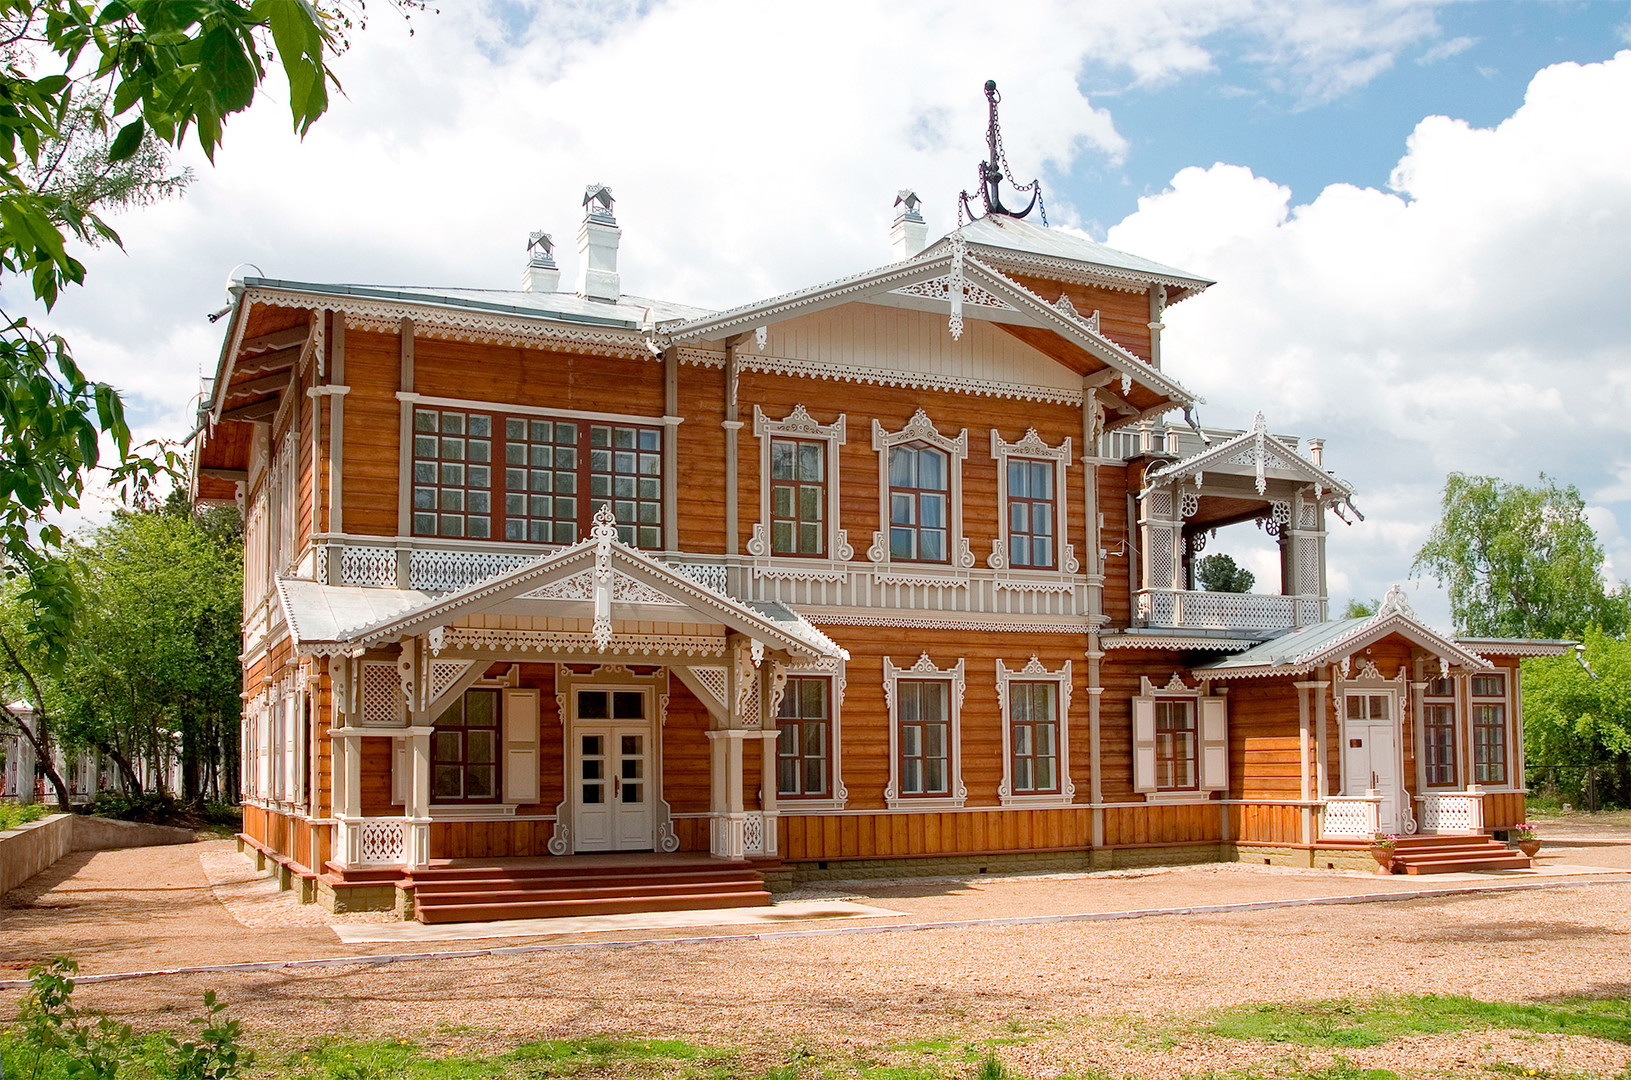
xmin=2 ymin=818 xmax=1629 ymax=1080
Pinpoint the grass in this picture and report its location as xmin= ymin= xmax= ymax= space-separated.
xmin=1170 ymin=994 xmax=1631 ymax=1050
xmin=270 ymin=1035 xmax=721 ymax=1079
xmin=0 ymin=801 xmax=50 ymax=830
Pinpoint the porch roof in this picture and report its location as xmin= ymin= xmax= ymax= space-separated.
xmin=278 ymin=517 xmax=846 ymax=663
xmin=1194 ymin=586 xmax=1492 ymax=679
xmin=1452 ymin=638 xmax=1575 ymax=658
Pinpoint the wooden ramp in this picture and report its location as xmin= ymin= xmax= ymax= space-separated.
xmin=405 ymin=854 xmax=772 ymax=925
xmin=1390 ymin=834 xmax=1532 ymax=875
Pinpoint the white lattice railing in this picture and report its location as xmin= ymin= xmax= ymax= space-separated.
xmin=1139 ymin=589 xmax=1313 ymax=632
xmin=410 ymin=549 xmax=534 ymax=591
xmin=339 ymin=545 xmax=396 ymax=588
xmin=672 ymin=562 xmax=729 ymax=594
xmin=338 ymin=816 xmax=407 ymax=867
xmin=1320 ymin=796 xmax=1382 ymax=839
xmin=1417 ymin=791 xmax=1484 ymax=834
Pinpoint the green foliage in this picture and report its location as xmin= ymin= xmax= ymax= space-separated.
xmin=11 ymin=956 xmax=135 ymax=1079
xmin=0 ymin=800 xmax=49 ymax=828
xmin=1339 ymin=598 xmax=1379 ymax=619
xmin=1186 ymin=993 xmax=1631 ymax=1048
xmin=1412 ymin=473 xmax=1628 ymax=639
xmin=278 ymin=1034 xmax=709 ymax=1078
xmin=1523 ymin=628 xmax=1631 ymax=808
xmin=165 ymin=990 xmax=249 ymax=1080
xmin=1195 ymin=553 xmax=1255 ymax=593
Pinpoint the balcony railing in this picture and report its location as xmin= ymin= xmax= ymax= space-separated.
xmin=1138 ymin=589 xmax=1322 ymax=632
xmin=1320 ymin=796 xmax=1381 ymax=839
xmin=1416 ymin=791 xmax=1484 ymax=834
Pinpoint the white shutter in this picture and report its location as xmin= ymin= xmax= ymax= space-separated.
xmin=391 ymin=736 xmax=408 ymax=806
xmin=1133 ymin=697 xmax=1157 ymax=793
xmin=1200 ymin=696 xmax=1228 ymax=792
xmin=282 ymin=691 xmax=298 ymax=805
xmin=256 ymin=700 xmax=272 ymax=798
xmin=503 ymin=689 xmax=541 ymax=804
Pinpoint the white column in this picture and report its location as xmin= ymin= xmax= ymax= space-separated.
xmin=405 ymin=728 xmax=433 ymax=869
xmin=759 ymin=730 xmax=779 ymax=857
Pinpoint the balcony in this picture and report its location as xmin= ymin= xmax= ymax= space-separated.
xmin=1138 ymin=588 xmax=1323 ymax=633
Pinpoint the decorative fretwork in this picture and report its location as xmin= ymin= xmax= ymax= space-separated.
xmin=1179 ymin=491 xmax=1199 ymax=519
xmin=1148 ymin=527 xmax=1176 ymax=590
xmin=428 ymin=660 xmax=476 ymax=710
xmin=357 ymin=818 xmax=406 ymax=864
xmin=1296 ymin=537 xmax=1321 ymax=596
xmin=611 ymin=572 xmax=684 ymax=606
xmin=742 ymin=813 xmax=766 ymax=856
xmin=1320 ymin=797 xmax=1381 ymax=839
xmin=1140 ymin=589 xmax=1304 ymax=632
xmin=1419 ymin=792 xmax=1483 ymax=833
xmin=409 ymin=549 xmax=533 ymax=592
xmin=1146 ymin=488 xmax=1173 ymax=518
xmin=359 ymin=661 xmax=403 ymax=726
xmin=672 ymin=563 xmax=729 ymax=594
xmin=439 ymin=627 xmax=725 ymax=657
xmin=890 ymin=274 xmax=1014 ymax=311
xmin=340 ymin=546 xmax=397 ymax=587
xmin=522 ymin=572 xmax=593 ymax=601
xmin=692 ymin=666 xmax=728 ymax=705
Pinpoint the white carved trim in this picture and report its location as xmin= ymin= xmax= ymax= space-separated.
xmin=882 ymin=653 xmax=967 ymax=809
xmin=549 ymin=664 xmax=675 ymax=855
xmin=736 ymin=352 xmax=1083 ymax=407
xmin=775 ymin=654 xmax=849 ymax=810
xmin=436 ymin=627 xmax=725 ymax=656
xmin=870 ymin=410 xmax=973 ymax=574
xmin=749 ymin=404 xmax=852 ymax=567
xmin=995 ymin=657 xmax=1075 ymax=805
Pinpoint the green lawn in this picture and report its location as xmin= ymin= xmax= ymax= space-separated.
xmin=0 ymin=801 xmax=50 ymax=830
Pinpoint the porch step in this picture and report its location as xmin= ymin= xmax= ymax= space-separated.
xmin=407 ymin=860 xmax=771 ymax=924
xmin=1389 ymin=834 xmax=1533 ymax=875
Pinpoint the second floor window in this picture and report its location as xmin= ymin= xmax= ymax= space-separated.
xmin=889 ymin=443 xmax=949 ymax=562
xmin=413 ymin=408 xmax=663 ymax=548
xmin=1006 ymin=459 xmax=1056 ymax=569
xmin=770 ymin=438 xmax=826 ymax=556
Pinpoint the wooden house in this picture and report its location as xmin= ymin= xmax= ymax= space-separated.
xmin=194 ymin=111 xmax=1566 ymax=919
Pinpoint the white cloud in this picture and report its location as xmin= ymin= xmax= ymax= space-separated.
xmin=1417 ymin=35 xmax=1476 ymax=65
xmin=1107 ymin=51 xmax=1631 ymax=630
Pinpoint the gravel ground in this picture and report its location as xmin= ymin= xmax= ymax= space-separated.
xmin=4 ymin=822 xmax=1629 ymax=1077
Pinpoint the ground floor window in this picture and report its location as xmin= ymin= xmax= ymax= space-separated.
xmin=776 ymin=676 xmax=831 ymax=797
xmin=1471 ymin=673 xmax=1507 ymax=785
xmin=1008 ymin=681 xmax=1060 ymax=794
xmin=432 ymin=688 xmax=501 ymax=802
xmin=1424 ymin=677 xmax=1457 ymax=787
xmin=897 ymin=679 xmax=950 ymax=796
xmin=1155 ymin=699 xmax=1197 ymax=791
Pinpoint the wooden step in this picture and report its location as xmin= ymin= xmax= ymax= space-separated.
xmin=414 ymin=888 xmax=770 ymax=925
xmin=1389 ymin=834 xmax=1532 ymax=875
xmin=406 ymin=858 xmax=772 ymax=924
xmin=413 ymin=879 xmax=765 ymax=904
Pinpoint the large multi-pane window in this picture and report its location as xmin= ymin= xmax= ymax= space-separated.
xmin=1471 ymin=673 xmax=1507 ymax=785
xmin=769 ymin=438 xmax=826 ymax=556
xmin=412 ymin=407 xmax=663 ymax=548
xmin=1006 ymin=459 xmax=1056 ymax=569
xmin=1423 ymin=677 xmax=1457 ymax=787
xmin=896 ymin=680 xmax=950 ymax=795
xmin=1008 ymin=681 xmax=1059 ymax=794
xmin=776 ymin=676 xmax=830 ymax=797
xmin=432 ymin=688 xmax=500 ymax=802
xmin=1155 ymin=699 xmax=1198 ymax=791
xmin=888 ymin=443 xmax=949 ymax=562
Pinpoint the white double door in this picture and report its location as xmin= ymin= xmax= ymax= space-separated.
xmin=1344 ymin=690 xmax=1402 ymax=833
xmin=571 ymin=686 xmax=654 ymax=852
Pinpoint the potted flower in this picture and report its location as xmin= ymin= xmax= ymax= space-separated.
xmin=1369 ymin=832 xmax=1399 ymax=874
xmin=1511 ymin=822 xmax=1541 ymax=858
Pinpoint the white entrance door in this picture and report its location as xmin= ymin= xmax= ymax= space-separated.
xmin=571 ymin=688 xmax=654 ymax=852
xmin=1344 ymin=691 xmax=1401 ymax=832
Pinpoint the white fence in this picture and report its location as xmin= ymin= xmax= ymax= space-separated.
xmin=1417 ymin=791 xmax=1484 ymax=833
xmin=1320 ymin=796 xmax=1382 ymax=839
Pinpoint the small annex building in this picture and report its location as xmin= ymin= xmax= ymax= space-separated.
xmin=193 ymin=88 xmax=1567 ymax=919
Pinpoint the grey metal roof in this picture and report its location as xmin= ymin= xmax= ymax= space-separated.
xmin=239 ymin=277 xmax=713 ymax=332
xmin=921 ymin=216 xmax=1214 ymax=295
xmin=1196 ymin=610 xmax=1494 ymax=677
xmin=748 ymin=601 xmax=852 ymax=662
xmin=277 ymin=579 xmax=436 ymax=648
xmin=1198 ymin=618 xmax=1372 ymax=671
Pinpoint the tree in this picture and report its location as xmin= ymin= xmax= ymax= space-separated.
xmin=1341 ymin=598 xmax=1380 ymax=619
xmin=1194 ymin=553 xmax=1254 ymax=593
xmin=1412 ymin=473 xmax=1628 ymax=639
xmin=1523 ymin=629 xmax=1630 ymax=809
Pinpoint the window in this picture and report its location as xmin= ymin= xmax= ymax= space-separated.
xmin=770 ymin=438 xmax=826 ymax=556
xmin=432 ymin=688 xmax=501 ymax=802
xmin=889 ymin=444 xmax=948 ymax=562
xmin=1423 ymin=677 xmax=1456 ymax=787
xmin=1471 ymin=672 xmax=1507 ymax=785
xmin=412 ymin=406 xmax=663 ymax=548
xmin=776 ymin=676 xmax=830 ymax=796
xmin=996 ymin=656 xmax=1074 ymax=804
xmin=1155 ymin=699 xmax=1198 ymax=791
xmin=883 ymin=653 xmax=966 ymax=808
xmin=870 ymin=411 xmax=969 ymax=574
xmin=897 ymin=680 xmax=950 ymax=795
xmin=989 ymin=428 xmax=1075 ymax=574
xmin=1009 ymin=682 xmax=1059 ymax=793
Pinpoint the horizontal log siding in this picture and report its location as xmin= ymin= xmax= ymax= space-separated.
xmin=677 ymin=363 xmax=727 ymax=552
xmin=818 ymin=625 xmax=1090 ymax=812
xmin=1227 ymin=678 xmax=1302 ymax=801
xmin=1005 ymin=273 xmax=1154 ymax=363
xmin=359 ymin=737 xmax=400 ymax=817
xmin=1097 ymin=463 xmax=1132 ymax=627
xmin=1095 ymin=650 xmax=1195 ymax=802
xmin=414 ymin=339 xmax=664 ymax=419
xmin=430 ymin=819 xmax=555 ymax=860
xmin=736 ymin=373 xmax=1083 ymax=566
xmin=339 ymin=328 xmax=403 ymax=536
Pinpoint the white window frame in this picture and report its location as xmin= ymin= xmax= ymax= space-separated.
xmin=773 ymin=656 xmax=848 ymax=811
xmin=883 ymin=653 xmax=966 ymax=809
xmin=1469 ymin=670 xmax=1512 ymax=789
xmin=988 ymin=429 xmax=1077 ymax=583
xmin=995 ymin=656 xmax=1074 ymax=806
xmin=868 ymin=410 xmax=972 ymax=584
xmin=1133 ymin=674 xmax=1227 ymax=801
xmin=748 ymin=405 xmax=852 ymax=572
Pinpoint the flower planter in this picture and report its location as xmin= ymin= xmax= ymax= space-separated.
xmin=1517 ymin=839 xmax=1541 ymax=858
xmin=1369 ymin=846 xmax=1396 ymax=875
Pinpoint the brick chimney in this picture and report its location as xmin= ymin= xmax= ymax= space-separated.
xmin=891 ymin=189 xmax=927 ymax=261
xmin=576 ymin=183 xmax=621 ymax=302
xmin=521 ymin=230 xmax=559 ymax=293
xmin=1308 ymin=438 xmax=1325 ymax=467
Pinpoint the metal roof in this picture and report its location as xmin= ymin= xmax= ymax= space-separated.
xmin=921 ymin=215 xmax=1214 ymax=298
xmin=1195 ymin=609 xmax=1493 ymax=678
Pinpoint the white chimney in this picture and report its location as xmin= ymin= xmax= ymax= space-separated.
xmin=891 ymin=189 xmax=927 ymax=261
xmin=576 ymin=183 xmax=621 ymax=302
xmin=1308 ymin=438 xmax=1325 ymax=467
xmin=521 ymin=230 xmax=559 ymax=293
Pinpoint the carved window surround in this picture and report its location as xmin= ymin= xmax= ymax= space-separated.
xmin=995 ymin=656 xmax=1074 ymax=807
xmin=748 ymin=405 xmax=853 ymax=574
xmin=868 ymin=410 xmax=973 ymax=586
xmin=988 ymin=428 xmax=1077 ymax=592
xmin=776 ymin=654 xmax=849 ymax=812
xmin=1133 ymin=674 xmax=1228 ymax=801
xmin=883 ymin=653 xmax=966 ymax=810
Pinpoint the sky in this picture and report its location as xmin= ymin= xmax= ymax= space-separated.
xmin=12 ymin=0 xmax=1630 ymax=631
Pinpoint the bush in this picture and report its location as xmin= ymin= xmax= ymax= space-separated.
xmin=85 ymin=790 xmax=180 ymax=824
xmin=0 ymin=802 xmax=50 ymax=830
